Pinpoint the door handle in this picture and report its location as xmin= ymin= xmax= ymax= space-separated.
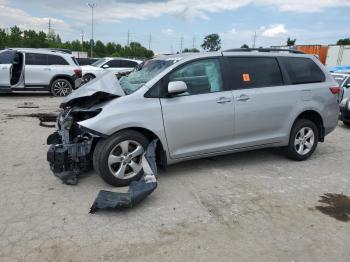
xmin=1 ymin=67 xmax=7 ymax=70
xmin=216 ymin=97 xmax=232 ymax=104
xmin=44 ymin=68 xmax=51 ymax=71
xmin=236 ymin=94 xmax=250 ymax=101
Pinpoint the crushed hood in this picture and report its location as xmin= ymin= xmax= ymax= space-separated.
xmin=61 ymin=71 xmax=125 ymax=108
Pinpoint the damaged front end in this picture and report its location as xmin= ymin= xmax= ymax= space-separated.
xmin=47 ymin=72 xmax=125 ymax=185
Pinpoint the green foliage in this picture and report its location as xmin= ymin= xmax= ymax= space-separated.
xmin=182 ymin=48 xmax=200 ymax=53
xmin=201 ymin=33 xmax=221 ymax=52
xmin=286 ymin=37 xmax=296 ymax=46
xmin=337 ymin=38 xmax=350 ymax=45
xmin=0 ymin=26 xmax=154 ymax=59
xmin=241 ymin=44 xmax=249 ymax=48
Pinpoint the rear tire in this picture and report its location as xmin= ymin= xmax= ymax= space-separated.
xmin=50 ymin=79 xmax=72 ymax=97
xmin=286 ymin=119 xmax=319 ymax=161
xmin=93 ymin=130 xmax=149 ymax=187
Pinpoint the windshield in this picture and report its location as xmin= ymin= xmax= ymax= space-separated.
xmin=91 ymin=58 xmax=107 ymax=67
xmin=119 ymin=58 xmax=180 ymax=94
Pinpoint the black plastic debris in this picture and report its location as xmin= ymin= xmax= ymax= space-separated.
xmin=90 ymin=140 xmax=158 ymax=213
xmin=53 ymin=171 xmax=79 ymax=186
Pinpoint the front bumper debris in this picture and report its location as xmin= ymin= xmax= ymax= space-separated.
xmin=47 ymin=142 xmax=92 ymax=185
xmin=89 ymin=140 xmax=158 ymax=213
xmin=47 ymin=110 xmax=95 ymax=185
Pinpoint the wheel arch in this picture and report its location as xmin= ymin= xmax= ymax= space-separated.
xmin=50 ymin=74 xmax=74 ymax=88
xmin=293 ymin=110 xmax=325 ymax=142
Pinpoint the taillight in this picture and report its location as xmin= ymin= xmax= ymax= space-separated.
xmin=329 ymin=86 xmax=341 ymax=95
xmin=74 ymin=69 xmax=82 ymax=78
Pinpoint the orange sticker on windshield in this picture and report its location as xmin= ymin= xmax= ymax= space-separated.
xmin=243 ymin=73 xmax=250 ymax=82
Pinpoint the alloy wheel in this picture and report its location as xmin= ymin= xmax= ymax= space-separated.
xmin=108 ymin=140 xmax=144 ymax=179
xmin=52 ymin=80 xmax=71 ymax=96
xmin=294 ymin=127 xmax=315 ymax=156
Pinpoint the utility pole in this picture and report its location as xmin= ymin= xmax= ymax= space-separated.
xmin=192 ymin=36 xmax=196 ymax=49
xmin=48 ymin=19 xmax=51 ymax=35
xmin=252 ymin=31 xmax=257 ymax=48
xmin=87 ymin=3 xmax=97 ymax=58
xmin=127 ymin=30 xmax=130 ymax=46
xmin=180 ymin=36 xmax=184 ymax=53
xmin=148 ymin=33 xmax=152 ymax=50
xmin=81 ymin=31 xmax=84 ymax=53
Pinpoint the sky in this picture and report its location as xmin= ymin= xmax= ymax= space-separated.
xmin=0 ymin=0 xmax=349 ymax=53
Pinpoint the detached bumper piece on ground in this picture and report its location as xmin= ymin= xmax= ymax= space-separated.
xmin=90 ymin=140 xmax=158 ymax=213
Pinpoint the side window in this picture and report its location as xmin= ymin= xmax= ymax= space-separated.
xmin=26 ymin=53 xmax=48 ymax=65
xmin=47 ymin=55 xmax=69 ymax=65
xmin=120 ymin=60 xmax=138 ymax=67
xmin=105 ymin=60 xmax=121 ymax=68
xmin=0 ymin=51 xmax=16 ymax=64
xmin=169 ymin=58 xmax=223 ymax=95
xmin=279 ymin=57 xmax=325 ymax=84
xmin=226 ymin=57 xmax=283 ymax=89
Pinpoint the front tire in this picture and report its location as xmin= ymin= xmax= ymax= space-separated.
xmin=286 ymin=119 xmax=319 ymax=161
xmin=83 ymin=74 xmax=95 ymax=83
xmin=93 ymin=130 xmax=148 ymax=187
xmin=50 ymin=79 xmax=72 ymax=97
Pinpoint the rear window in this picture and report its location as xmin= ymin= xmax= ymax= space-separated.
xmin=47 ymin=54 xmax=69 ymax=65
xmin=26 ymin=53 xmax=48 ymax=65
xmin=72 ymin=57 xmax=79 ymax=66
xmin=279 ymin=57 xmax=325 ymax=84
xmin=226 ymin=57 xmax=283 ymax=89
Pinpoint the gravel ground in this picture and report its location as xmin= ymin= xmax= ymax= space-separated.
xmin=0 ymin=93 xmax=350 ymax=262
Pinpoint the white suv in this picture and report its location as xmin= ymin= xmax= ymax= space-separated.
xmin=81 ymin=57 xmax=142 ymax=83
xmin=0 ymin=48 xmax=82 ymax=96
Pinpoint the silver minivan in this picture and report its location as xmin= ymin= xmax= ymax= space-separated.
xmin=47 ymin=49 xmax=340 ymax=186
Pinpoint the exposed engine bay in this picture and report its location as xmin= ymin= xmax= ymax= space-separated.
xmin=46 ymin=72 xmax=124 ymax=184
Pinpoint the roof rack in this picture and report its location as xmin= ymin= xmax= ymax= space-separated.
xmin=223 ymin=48 xmax=304 ymax=54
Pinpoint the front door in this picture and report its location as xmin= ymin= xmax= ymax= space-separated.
xmin=160 ymin=58 xmax=235 ymax=159
xmin=0 ymin=50 xmax=15 ymax=89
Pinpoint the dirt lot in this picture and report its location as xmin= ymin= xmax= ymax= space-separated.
xmin=1 ymin=93 xmax=350 ymax=262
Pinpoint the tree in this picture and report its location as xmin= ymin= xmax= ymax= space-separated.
xmin=201 ymin=33 xmax=221 ymax=52
xmin=183 ymin=48 xmax=200 ymax=53
xmin=0 ymin=25 xmax=154 ymax=59
xmin=241 ymin=44 xmax=249 ymax=48
xmin=337 ymin=38 xmax=350 ymax=45
xmin=287 ymin=37 xmax=296 ymax=46
xmin=0 ymin=28 xmax=6 ymax=49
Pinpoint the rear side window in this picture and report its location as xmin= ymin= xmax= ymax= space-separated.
xmin=26 ymin=53 xmax=48 ymax=65
xmin=226 ymin=57 xmax=283 ymax=89
xmin=120 ymin=60 xmax=138 ymax=67
xmin=47 ymin=54 xmax=69 ymax=65
xmin=105 ymin=60 xmax=121 ymax=68
xmin=279 ymin=57 xmax=325 ymax=84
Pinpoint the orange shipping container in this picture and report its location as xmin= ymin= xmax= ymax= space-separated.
xmin=295 ymin=45 xmax=328 ymax=65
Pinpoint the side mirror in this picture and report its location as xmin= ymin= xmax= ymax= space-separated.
xmin=102 ymin=64 xmax=110 ymax=69
xmin=168 ymin=81 xmax=188 ymax=95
